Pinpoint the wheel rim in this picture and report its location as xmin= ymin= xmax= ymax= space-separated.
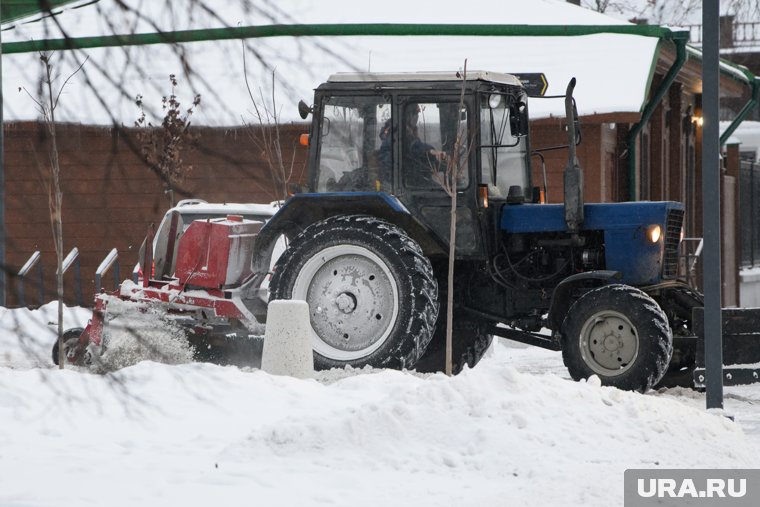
xmin=292 ymin=244 xmax=399 ymax=361
xmin=578 ymin=310 xmax=639 ymax=377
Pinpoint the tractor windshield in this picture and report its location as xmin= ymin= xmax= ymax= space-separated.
xmin=479 ymin=93 xmax=530 ymax=200
xmin=315 ymin=96 xmax=392 ymax=192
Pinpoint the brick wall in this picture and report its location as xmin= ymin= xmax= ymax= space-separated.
xmin=529 ymin=120 xmax=612 ymax=204
xmin=3 ymin=121 xmax=309 ymax=307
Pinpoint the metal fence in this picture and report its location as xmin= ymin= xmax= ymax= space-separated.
xmin=13 ymin=247 xmax=115 ymax=309
xmin=740 ymin=160 xmax=760 ymax=267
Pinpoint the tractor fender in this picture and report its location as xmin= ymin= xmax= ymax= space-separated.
xmin=249 ymin=192 xmax=445 ymax=285
xmin=547 ymin=270 xmax=622 ymax=331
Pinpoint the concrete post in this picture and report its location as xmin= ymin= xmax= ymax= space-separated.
xmin=261 ymin=300 xmax=314 ymax=378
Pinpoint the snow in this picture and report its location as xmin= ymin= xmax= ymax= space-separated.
xmin=723 ymin=120 xmax=760 ymax=160
xmin=0 ymin=302 xmax=91 ymax=368
xmin=2 ymin=302 xmax=760 ymax=506
xmin=94 ymin=296 xmax=195 ymax=372
xmin=1 ymin=0 xmax=661 ymax=125
xmin=741 ymin=266 xmax=760 ymax=279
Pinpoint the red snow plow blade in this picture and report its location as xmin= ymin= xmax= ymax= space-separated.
xmin=56 ymin=214 xmax=267 ymax=368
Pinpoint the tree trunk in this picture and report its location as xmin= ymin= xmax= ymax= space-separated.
xmin=445 ymin=187 xmax=457 ymax=376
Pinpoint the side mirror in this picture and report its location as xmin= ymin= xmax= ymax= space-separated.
xmin=298 ymin=100 xmax=313 ymax=120
xmin=509 ymin=100 xmax=529 ymax=137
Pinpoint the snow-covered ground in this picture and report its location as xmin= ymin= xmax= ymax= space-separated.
xmin=1 ymin=303 xmax=760 ymax=507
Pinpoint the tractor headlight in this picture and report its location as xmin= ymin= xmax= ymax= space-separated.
xmin=647 ymin=225 xmax=662 ymax=244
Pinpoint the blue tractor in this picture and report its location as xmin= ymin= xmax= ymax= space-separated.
xmin=244 ymin=71 xmax=702 ymax=392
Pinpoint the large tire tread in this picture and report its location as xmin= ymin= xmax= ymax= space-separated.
xmin=561 ymin=284 xmax=673 ymax=392
xmin=270 ymin=215 xmax=438 ymax=370
xmin=415 ymin=307 xmax=494 ymax=375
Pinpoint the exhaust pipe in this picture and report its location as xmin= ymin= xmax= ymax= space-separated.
xmin=563 ymin=78 xmax=584 ymax=233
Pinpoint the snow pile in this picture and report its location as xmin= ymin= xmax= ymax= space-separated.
xmin=1 ymin=301 xmax=759 ymax=506
xmin=220 ymin=362 xmax=757 ymax=507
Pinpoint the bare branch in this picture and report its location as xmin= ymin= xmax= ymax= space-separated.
xmin=20 ymin=86 xmax=46 ymax=112
xmin=53 ymin=55 xmax=89 ymax=111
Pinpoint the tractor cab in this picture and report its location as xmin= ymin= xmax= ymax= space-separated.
xmin=305 ymin=71 xmax=531 ymax=257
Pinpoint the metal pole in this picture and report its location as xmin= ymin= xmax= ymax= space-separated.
xmin=37 ymin=260 xmax=44 ymax=306
xmin=95 ymin=248 xmax=118 ymax=293
xmin=1 ymin=0 xmax=6 ymax=307
xmin=702 ymin=0 xmax=724 ymax=410
xmin=72 ymin=257 xmax=81 ymax=306
xmin=752 ymin=162 xmax=756 ymax=266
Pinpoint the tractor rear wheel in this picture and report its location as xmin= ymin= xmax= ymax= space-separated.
xmin=560 ymin=284 xmax=672 ymax=392
xmin=269 ymin=215 xmax=438 ymax=370
xmin=414 ymin=314 xmax=493 ymax=375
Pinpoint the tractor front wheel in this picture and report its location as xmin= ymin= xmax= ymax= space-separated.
xmin=269 ymin=215 xmax=438 ymax=370
xmin=561 ymin=284 xmax=672 ymax=392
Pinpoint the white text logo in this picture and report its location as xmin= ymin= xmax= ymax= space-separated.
xmin=637 ymin=478 xmax=747 ymax=499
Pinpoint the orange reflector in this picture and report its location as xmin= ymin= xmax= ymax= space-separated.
xmin=539 ymin=189 xmax=546 ymax=204
xmin=478 ymin=184 xmax=489 ymax=209
xmin=299 ymin=133 xmax=310 ymax=146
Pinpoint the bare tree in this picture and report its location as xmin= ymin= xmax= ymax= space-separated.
xmin=430 ymin=61 xmax=475 ymax=376
xmin=580 ymin=0 xmax=760 ymax=24
xmin=135 ymin=74 xmax=201 ymax=207
xmin=242 ymin=51 xmax=300 ymax=203
xmin=22 ymin=53 xmax=87 ymax=368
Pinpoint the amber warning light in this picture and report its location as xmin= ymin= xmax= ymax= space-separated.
xmin=478 ymin=184 xmax=489 ymax=208
xmin=299 ymin=133 xmax=310 ymax=147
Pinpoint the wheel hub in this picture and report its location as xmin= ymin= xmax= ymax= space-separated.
xmin=580 ymin=311 xmax=639 ymax=376
xmin=335 ymin=292 xmax=358 ymax=314
xmin=292 ymin=245 xmax=399 ymax=361
xmin=602 ymin=334 xmax=623 ymax=352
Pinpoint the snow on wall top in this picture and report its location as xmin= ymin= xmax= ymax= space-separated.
xmin=1 ymin=0 xmax=660 ymax=125
xmin=722 ymin=120 xmax=760 ymax=159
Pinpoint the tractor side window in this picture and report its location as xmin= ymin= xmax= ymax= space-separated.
xmin=480 ymin=93 xmax=530 ymax=200
xmin=402 ymin=101 xmax=470 ymax=189
xmin=317 ymin=96 xmax=391 ymax=192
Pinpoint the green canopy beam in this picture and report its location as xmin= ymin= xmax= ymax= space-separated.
xmin=720 ymin=74 xmax=760 ymax=147
xmin=627 ymin=38 xmax=688 ymax=201
xmin=2 ymin=23 xmax=689 ymax=54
